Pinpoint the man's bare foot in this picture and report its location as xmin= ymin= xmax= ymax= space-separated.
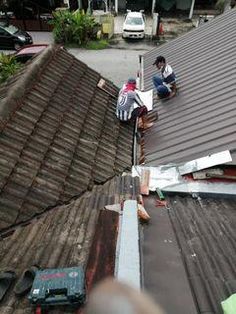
xmin=138 ymin=122 xmax=154 ymax=130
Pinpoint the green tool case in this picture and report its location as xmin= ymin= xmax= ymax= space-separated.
xmin=28 ymin=267 xmax=86 ymax=307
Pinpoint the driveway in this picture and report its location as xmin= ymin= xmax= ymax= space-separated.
xmin=29 ymin=31 xmax=153 ymax=87
xmin=68 ymin=47 xmax=151 ymax=87
xmin=0 ymin=31 xmax=153 ymax=88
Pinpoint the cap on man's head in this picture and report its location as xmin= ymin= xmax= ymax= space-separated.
xmin=127 ymin=77 xmax=137 ymax=84
xmin=153 ymin=56 xmax=166 ymax=66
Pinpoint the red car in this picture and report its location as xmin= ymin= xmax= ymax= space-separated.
xmin=14 ymin=44 xmax=48 ymax=63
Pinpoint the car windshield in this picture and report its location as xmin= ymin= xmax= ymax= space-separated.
xmin=126 ymin=17 xmax=143 ymax=25
xmin=4 ymin=25 xmax=19 ymax=34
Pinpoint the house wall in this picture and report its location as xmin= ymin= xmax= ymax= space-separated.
xmin=155 ymin=0 xmax=217 ymax=11
xmin=118 ymin=0 xmax=126 ymax=11
xmin=176 ymin=0 xmax=192 ymax=10
xmin=118 ymin=0 xmax=153 ymax=12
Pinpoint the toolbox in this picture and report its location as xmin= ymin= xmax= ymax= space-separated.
xmin=28 ymin=267 xmax=86 ymax=308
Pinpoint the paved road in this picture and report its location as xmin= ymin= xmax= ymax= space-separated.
xmin=0 ymin=31 xmax=154 ymax=88
xmin=69 ymin=47 xmax=151 ymax=87
xmin=30 ymin=31 xmax=155 ymax=87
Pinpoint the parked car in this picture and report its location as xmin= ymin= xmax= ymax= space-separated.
xmin=14 ymin=44 xmax=48 ymax=63
xmin=122 ymin=11 xmax=145 ymax=39
xmin=0 ymin=23 xmax=33 ymax=50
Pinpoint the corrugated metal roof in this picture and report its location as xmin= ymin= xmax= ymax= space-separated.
xmin=166 ymin=195 xmax=236 ymax=314
xmin=142 ymin=195 xmax=198 ymax=314
xmin=0 ymin=175 xmax=140 ymax=314
xmin=0 ymin=45 xmax=134 ymax=230
xmin=142 ymin=9 xmax=236 ymax=166
xmin=142 ymin=193 xmax=236 ymax=314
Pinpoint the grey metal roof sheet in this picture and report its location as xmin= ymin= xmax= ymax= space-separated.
xmin=0 ymin=45 xmax=134 ymax=230
xmin=166 ymin=194 xmax=236 ymax=314
xmin=142 ymin=195 xmax=198 ymax=314
xmin=142 ymin=9 xmax=236 ymax=166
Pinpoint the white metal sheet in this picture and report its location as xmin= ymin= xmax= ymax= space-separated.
xmin=116 ymin=200 xmax=140 ymax=290
xmin=132 ymin=165 xmax=181 ymax=191
xmin=178 ymin=151 xmax=232 ymax=175
xmin=136 ymin=89 xmax=153 ymax=111
xmin=162 ymin=181 xmax=236 ymax=196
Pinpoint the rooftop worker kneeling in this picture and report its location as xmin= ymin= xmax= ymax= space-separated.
xmin=152 ymin=56 xmax=177 ymax=99
xmin=116 ymin=78 xmax=153 ymax=129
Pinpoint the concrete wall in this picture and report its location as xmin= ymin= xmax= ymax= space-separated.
xmin=118 ymin=0 xmax=126 ymax=11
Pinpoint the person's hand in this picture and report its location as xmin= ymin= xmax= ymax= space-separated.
xmin=168 ymin=91 xmax=176 ymax=98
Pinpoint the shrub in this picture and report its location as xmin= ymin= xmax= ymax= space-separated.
xmin=215 ymin=0 xmax=226 ymax=13
xmin=51 ymin=10 xmax=100 ymax=45
xmin=0 ymin=53 xmax=22 ymax=84
xmin=85 ymin=39 xmax=109 ymax=50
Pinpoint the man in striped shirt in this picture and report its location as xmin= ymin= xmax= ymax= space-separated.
xmin=116 ymin=78 xmax=149 ymax=124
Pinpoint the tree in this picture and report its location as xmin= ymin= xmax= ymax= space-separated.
xmin=51 ymin=10 xmax=100 ymax=45
xmin=0 ymin=53 xmax=22 ymax=84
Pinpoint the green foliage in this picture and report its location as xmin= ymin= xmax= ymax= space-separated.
xmin=215 ymin=0 xmax=225 ymax=13
xmin=50 ymin=10 xmax=100 ymax=46
xmin=85 ymin=39 xmax=109 ymax=50
xmin=65 ymin=39 xmax=109 ymax=49
xmin=0 ymin=53 xmax=22 ymax=84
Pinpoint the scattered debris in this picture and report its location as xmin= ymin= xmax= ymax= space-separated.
xmin=192 ymin=168 xmax=224 ymax=179
xmin=156 ymin=199 xmax=168 ymax=207
xmin=140 ymin=168 xmax=150 ymax=195
xmin=137 ymin=204 xmax=150 ymax=222
xmin=156 ymin=187 xmax=165 ymax=200
xmin=97 ymin=78 xmax=117 ymax=98
xmin=105 ymin=204 xmax=121 ymax=213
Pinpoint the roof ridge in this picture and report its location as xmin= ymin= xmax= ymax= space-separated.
xmin=0 ymin=44 xmax=57 ymax=131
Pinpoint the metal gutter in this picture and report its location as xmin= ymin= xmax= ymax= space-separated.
xmin=116 ymin=200 xmax=141 ymax=289
xmin=132 ymin=54 xmax=145 ymax=166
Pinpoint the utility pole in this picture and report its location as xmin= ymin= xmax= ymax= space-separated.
xmin=77 ymin=0 xmax=82 ymax=9
xmin=152 ymin=0 xmax=156 ymax=14
xmin=189 ymin=0 xmax=195 ymax=19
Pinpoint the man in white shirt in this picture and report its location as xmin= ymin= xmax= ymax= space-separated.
xmin=152 ymin=56 xmax=177 ymax=99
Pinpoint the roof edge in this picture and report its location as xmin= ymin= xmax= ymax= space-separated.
xmin=0 ymin=44 xmax=57 ymax=129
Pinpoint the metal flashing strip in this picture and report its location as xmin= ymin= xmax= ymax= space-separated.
xmin=132 ymin=165 xmax=181 ymax=191
xmin=162 ymin=181 xmax=236 ymax=196
xmin=178 ymin=150 xmax=232 ymax=175
xmin=132 ymin=164 xmax=236 ymax=196
xmin=116 ymin=200 xmax=141 ymax=290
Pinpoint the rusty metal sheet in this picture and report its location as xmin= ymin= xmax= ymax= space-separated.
xmin=86 ymin=209 xmax=119 ymax=292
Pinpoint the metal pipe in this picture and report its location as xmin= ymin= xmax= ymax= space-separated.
xmin=189 ymin=0 xmax=195 ymax=19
